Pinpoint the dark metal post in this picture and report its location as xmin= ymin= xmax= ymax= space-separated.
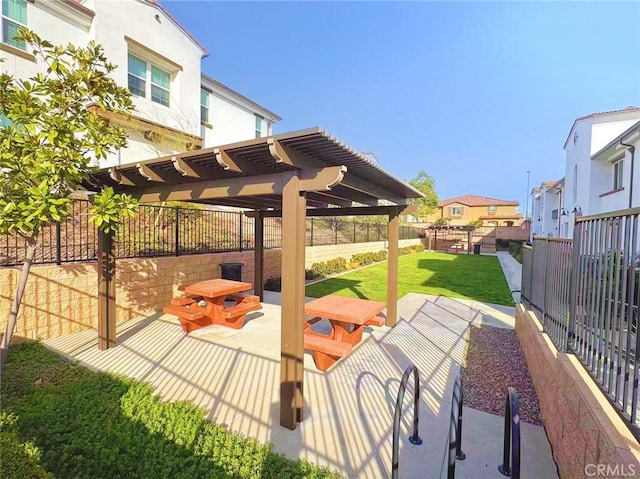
xmin=448 ymin=375 xmax=466 ymax=479
xmin=174 ymin=206 xmax=180 ymax=256
xmin=367 ymin=223 xmax=370 ymax=242
xmin=310 ymin=218 xmax=314 ymax=246
xmin=391 ymin=365 xmax=423 ymax=479
xmin=254 ymin=212 xmax=264 ymax=301
xmin=55 ymin=221 xmax=62 ymax=265
xmin=239 ymin=213 xmax=243 ymax=252
xmin=353 ymin=222 xmax=356 ymax=243
xmin=498 ymin=387 xmax=521 ymax=478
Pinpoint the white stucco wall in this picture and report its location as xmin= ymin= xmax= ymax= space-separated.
xmin=564 ymin=120 xmax=594 ymax=237
xmin=93 ymin=0 xmax=203 ymax=136
xmin=591 ymin=119 xmax=640 ymax=155
xmin=0 ymin=1 xmax=91 ymax=78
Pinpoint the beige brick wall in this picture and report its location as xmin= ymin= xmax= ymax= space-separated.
xmin=304 ymin=239 xmax=422 ymax=266
xmin=1 ymin=238 xmax=419 ymax=341
xmin=515 ymin=305 xmax=640 ymax=478
xmin=0 ymin=249 xmax=282 ymax=341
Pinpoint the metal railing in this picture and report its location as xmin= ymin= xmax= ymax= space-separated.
xmin=572 ymin=209 xmax=640 ymax=426
xmin=447 ymin=375 xmax=465 ymax=479
xmin=498 ymin=387 xmax=521 ymax=479
xmin=0 ymin=201 xmax=422 ymax=266
xmin=391 ymin=365 xmax=423 ymax=479
xmin=522 ymin=207 xmax=640 ymax=429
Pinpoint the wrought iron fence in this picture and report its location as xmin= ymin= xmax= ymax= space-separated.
xmin=1 ymin=201 xmax=422 ymax=266
xmin=522 ymin=207 xmax=640 ymax=428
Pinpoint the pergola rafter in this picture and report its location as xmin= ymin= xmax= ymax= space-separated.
xmin=89 ymin=127 xmax=424 ymax=430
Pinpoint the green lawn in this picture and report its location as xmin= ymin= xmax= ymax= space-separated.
xmin=305 ymin=252 xmax=514 ymax=306
xmin=1 ymin=342 xmax=340 ymax=479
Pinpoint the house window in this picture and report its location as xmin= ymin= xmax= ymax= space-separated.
xmin=552 ymin=209 xmax=558 ymax=220
xmin=505 ymin=221 xmax=514 ymax=227
xmin=572 ymin=164 xmax=578 ymax=203
xmin=127 ymin=54 xmax=171 ymax=107
xmin=2 ymin=0 xmax=27 ymax=51
xmin=449 ymin=206 xmax=462 ymax=216
xmin=488 ymin=221 xmax=498 ymax=227
xmin=255 ymin=115 xmax=263 ymax=138
xmin=613 ymin=159 xmax=623 ymax=190
xmin=488 ymin=205 xmax=497 ymax=214
xmin=200 ymin=88 xmax=209 ymax=124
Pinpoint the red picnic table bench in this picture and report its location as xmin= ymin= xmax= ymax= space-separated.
xmin=163 ymin=279 xmax=262 ymax=333
xmin=303 ymin=295 xmax=386 ymax=371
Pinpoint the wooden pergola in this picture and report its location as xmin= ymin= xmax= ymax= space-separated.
xmin=90 ymin=127 xmax=424 ymax=430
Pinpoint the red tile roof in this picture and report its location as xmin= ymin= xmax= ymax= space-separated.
xmin=440 ymin=195 xmax=519 ymax=207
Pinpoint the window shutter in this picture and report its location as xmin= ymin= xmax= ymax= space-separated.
xmin=460 ymin=206 xmax=464 ymax=215
xmin=4 ymin=0 xmax=27 ymax=23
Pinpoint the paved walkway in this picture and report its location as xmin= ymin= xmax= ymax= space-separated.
xmin=496 ymin=251 xmax=522 ymax=303
xmin=43 ymin=292 xmax=555 ymax=478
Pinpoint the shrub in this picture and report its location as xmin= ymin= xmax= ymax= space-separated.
xmin=509 ymin=242 xmax=523 ymax=263
xmin=264 ymin=277 xmax=282 ymax=292
xmin=398 ymin=244 xmax=425 ymax=256
xmin=305 ymin=269 xmax=322 ymax=281
xmin=350 ymin=250 xmax=387 ymax=266
xmin=308 ymin=257 xmax=348 ymax=278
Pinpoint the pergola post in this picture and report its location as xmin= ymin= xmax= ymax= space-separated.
xmin=280 ymin=175 xmax=307 ymax=429
xmin=97 ymin=228 xmax=116 ymax=350
xmin=254 ymin=211 xmax=264 ymax=301
xmin=386 ymin=207 xmax=399 ymax=327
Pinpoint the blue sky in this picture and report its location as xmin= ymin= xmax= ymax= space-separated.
xmin=166 ymin=1 xmax=640 ymax=211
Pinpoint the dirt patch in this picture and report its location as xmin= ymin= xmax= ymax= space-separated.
xmin=461 ymin=324 xmax=542 ymax=425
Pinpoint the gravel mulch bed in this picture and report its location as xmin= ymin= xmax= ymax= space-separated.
xmin=461 ymin=324 xmax=542 ymax=426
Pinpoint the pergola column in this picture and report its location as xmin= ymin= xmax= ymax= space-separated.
xmin=280 ymin=175 xmax=307 ymax=429
xmin=254 ymin=211 xmax=264 ymax=301
xmin=97 ymin=228 xmax=116 ymax=350
xmin=386 ymin=207 xmax=399 ymax=327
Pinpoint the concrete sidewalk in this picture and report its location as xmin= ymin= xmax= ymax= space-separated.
xmin=43 ymin=292 xmax=555 ymax=478
xmin=497 ymin=251 xmax=522 ymax=303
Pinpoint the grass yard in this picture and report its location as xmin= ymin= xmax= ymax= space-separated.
xmin=305 ymin=252 xmax=514 ymax=306
xmin=0 ymin=342 xmax=340 ymax=479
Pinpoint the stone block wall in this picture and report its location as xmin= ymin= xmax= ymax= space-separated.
xmin=0 ymin=249 xmax=281 ymax=340
xmin=515 ymin=305 xmax=640 ymax=478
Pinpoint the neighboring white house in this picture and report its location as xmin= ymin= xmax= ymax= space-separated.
xmin=532 ymin=107 xmax=640 ymax=239
xmin=561 ymin=106 xmax=640 ymax=238
xmin=531 ymin=180 xmax=566 ymax=239
xmin=1 ymin=0 xmax=280 ymax=167
xmin=200 ymin=74 xmax=281 ymax=146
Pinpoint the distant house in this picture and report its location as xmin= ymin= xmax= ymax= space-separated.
xmin=532 ymin=106 xmax=640 ymax=239
xmin=0 ymin=0 xmax=280 ymax=168
xmin=425 ymin=195 xmax=522 ymax=227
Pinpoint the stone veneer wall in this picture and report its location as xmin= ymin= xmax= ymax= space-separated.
xmin=515 ymin=304 xmax=640 ymax=478
xmin=0 ymin=249 xmax=281 ymax=341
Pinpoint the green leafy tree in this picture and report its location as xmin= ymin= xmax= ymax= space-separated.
xmin=408 ymin=170 xmax=439 ymax=219
xmin=467 ymin=217 xmax=484 ymax=228
xmin=433 ymin=217 xmax=450 ymax=227
xmin=0 ymin=30 xmax=137 ymax=372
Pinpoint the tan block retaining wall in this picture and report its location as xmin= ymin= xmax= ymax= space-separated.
xmin=1 ymin=249 xmax=281 ymax=341
xmin=515 ymin=304 xmax=640 ymax=478
xmin=304 ymin=238 xmax=422 ymax=265
xmin=1 ymin=238 xmax=421 ymax=341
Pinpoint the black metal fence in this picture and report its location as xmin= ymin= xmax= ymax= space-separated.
xmin=522 ymin=207 xmax=640 ymax=428
xmin=0 ymin=201 xmax=422 ymax=266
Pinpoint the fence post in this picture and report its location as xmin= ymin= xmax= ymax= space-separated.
xmin=334 ymin=223 xmax=338 ymax=244
xmin=55 ymin=221 xmax=62 ymax=265
xmin=367 ymin=223 xmax=370 ymax=242
xmin=568 ymin=222 xmax=580 ymax=349
xmin=353 ymin=222 xmax=356 ymax=243
xmin=542 ymin=238 xmax=549 ymax=330
xmin=310 ymin=218 xmax=314 ymax=247
xmin=239 ymin=213 xmax=243 ymax=252
xmin=174 ymin=207 xmax=180 ymax=256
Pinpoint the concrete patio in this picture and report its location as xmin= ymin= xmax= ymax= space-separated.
xmin=43 ymin=292 xmax=557 ymax=478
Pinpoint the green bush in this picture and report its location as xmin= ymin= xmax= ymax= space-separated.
xmin=398 ymin=244 xmax=425 ymax=256
xmin=264 ymin=276 xmax=282 ymax=292
xmin=509 ymin=242 xmax=523 ymax=263
xmin=308 ymin=257 xmax=348 ymax=278
xmin=1 ymin=342 xmax=341 ymax=479
xmin=350 ymin=250 xmax=387 ymax=266
xmin=0 ymin=413 xmax=54 ymax=479
xmin=305 ymin=269 xmax=322 ymax=281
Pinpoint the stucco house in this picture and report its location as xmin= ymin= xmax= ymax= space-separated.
xmin=532 ymin=106 xmax=640 ymax=239
xmin=0 ymin=0 xmax=280 ymax=167
xmin=425 ymin=194 xmax=523 ymax=226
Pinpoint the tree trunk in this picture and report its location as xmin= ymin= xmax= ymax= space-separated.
xmin=0 ymin=236 xmax=37 ymax=374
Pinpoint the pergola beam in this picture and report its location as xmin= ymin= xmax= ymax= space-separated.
xmin=245 ymin=204 xmax=418 ymax=218
xmin=134 ymin=166 xmax=346 ymax=203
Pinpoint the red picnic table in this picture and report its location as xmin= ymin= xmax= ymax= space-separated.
xmin=163 ymin=279 xmax=262 ymax=333
xmin=303 ymin=295 xmax=386 ymax=371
